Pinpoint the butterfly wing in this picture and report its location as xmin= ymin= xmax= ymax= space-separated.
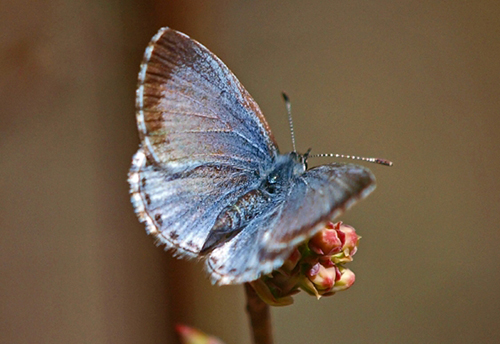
xmin=266 ymin=163 xmax=376 ymax=249
xmin=129 ymin=149 xmax=260 ymax=258
xmin=136 ymin=27 xmax=278 ymax=172
xmin=206 ymin=163 xmax=375 ymax=284
xmin=129 ymin=28 xmax=278 ymax=258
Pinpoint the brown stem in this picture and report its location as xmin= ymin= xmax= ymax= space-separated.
xmin=244 ymin=283 xmax=274 ymax=344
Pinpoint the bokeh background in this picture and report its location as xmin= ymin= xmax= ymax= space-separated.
xmin=2 ymin=1 xmax=499 ymax=343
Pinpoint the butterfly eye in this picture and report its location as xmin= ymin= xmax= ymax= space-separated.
xmin=263 ymin=173 xmax=279 ymax=194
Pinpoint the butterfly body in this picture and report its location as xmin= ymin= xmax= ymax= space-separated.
xmin=202 ymin=152 xmax=306 ymax=253
xmin=129 ymin=28 xmax=376 ymax=285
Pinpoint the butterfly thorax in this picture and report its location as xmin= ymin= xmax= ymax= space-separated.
xmin=262 ymin=152 xmax=307 ymax=191
xmin=200 ymin=152 xmax=306 ymax=254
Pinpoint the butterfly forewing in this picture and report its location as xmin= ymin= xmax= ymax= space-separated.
xmin=131 ymin=27 xmax=279 ymax=262
xmin=136 ymin=28 xmax=278 ymax=173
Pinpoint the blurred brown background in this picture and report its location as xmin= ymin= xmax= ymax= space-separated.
xmin=2 ymin=1 xmax=499 ymax=343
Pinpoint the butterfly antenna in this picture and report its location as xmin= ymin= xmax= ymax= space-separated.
xmin=309 ymin=153 xmax=393 ymax=167
xmin=282 ymin=92 xmax=297 ymax=153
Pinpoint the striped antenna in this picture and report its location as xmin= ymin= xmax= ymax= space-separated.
xmin=280 ymin=93 xmax=392 ymax=167
xmin=282 ymin=92 xmax=297 ymax=153
xmin=309 ymin=153 xmax=393 ymax=167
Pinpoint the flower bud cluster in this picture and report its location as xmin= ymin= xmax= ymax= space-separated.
xmin=251 ymin=222 xmax=360 ymax=305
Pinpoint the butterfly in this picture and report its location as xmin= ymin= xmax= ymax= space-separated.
xmin=128 ymin=27 xmax=384 ymax=285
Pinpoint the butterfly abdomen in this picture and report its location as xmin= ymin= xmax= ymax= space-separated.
xmin=200 ymin=189 xmax=271 ymax=253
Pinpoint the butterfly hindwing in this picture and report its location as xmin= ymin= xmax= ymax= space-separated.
xmin=129 ymin=149 xmax=260 ymax=258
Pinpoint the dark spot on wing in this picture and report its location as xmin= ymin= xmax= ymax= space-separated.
xmin=141 ymin=177 xmax=147 ymax=188
xmin=169 ymin=231 xmax=179 ymax=240
xmin=185 ymin=240 xmax=200 ymax=252
xmin=144 ymin=194 xmax=151 ymax=205
xmin=154 ymin=213 xmax=162 ymax=225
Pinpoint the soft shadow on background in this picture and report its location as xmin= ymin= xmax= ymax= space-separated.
xmin=2 ymin=1 xmax=499 ymax=343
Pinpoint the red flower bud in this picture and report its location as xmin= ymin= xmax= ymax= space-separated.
xmin=331 ymin=222 xmax=361 ymax=264
xmin=331 ymin=267 xmax=356 ymax=292
xmin=308 ymin=222 xmax=342 ymax=255
xmin=176 ymin=324 xmax=226 ymax=344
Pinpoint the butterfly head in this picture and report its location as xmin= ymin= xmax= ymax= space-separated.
xmin=288 ymin=147 xmax=312 ymax=172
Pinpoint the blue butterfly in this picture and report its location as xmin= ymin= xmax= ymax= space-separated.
xmin=129 ymin=28 xmax=383 ymax=285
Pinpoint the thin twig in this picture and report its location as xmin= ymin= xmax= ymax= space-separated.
xmin=244 ymin=283 xmax=274 ymax=344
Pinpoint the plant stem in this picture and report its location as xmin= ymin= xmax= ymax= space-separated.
xmin=244 ymin=283 xmax=274 ymax=344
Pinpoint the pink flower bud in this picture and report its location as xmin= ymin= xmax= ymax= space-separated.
xmin=308 ymin=263 xmax=338 ymax=291
xmin=308 ymin=222 xmax=342 ymax=255
xmin=331 ymin=267 xmax=356 ymax=292
xmin=331 ymin=223 xmax=361 ymax=264
xmin=176 ymin=324 xmax=226 ymax=344
xmin=299 ymin=262 xmax=340 ymax=298
xmin=338 ymin=223 xmax=360 ymax=256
